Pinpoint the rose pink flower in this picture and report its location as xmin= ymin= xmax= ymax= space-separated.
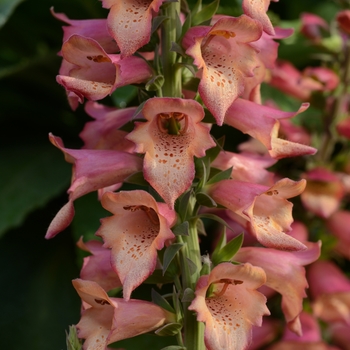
xmin=182 ymin=15 xmax=263 ymax=125
xmin=189 ymin=262 xmax=269 ymax=350
xmin=73 ymin=279 xmax=175 ymax=348
xmin=100 ymin=0 xmax=164 ymax=57
xmin=77 ymin=238 xmax=122 ymax=292
xmin=235 ymin=241 xmax=321 ymax=335
xmin=242 ymin=0 xmax=279 ymax=36
xmin=326 ymin=210 xmax=350 ymax=260
xmin=301 ymin=168 xmax=345 ymax=218
xmin=57 ymin=35 xmax=152 ymax=106
xmin=224 ymin=98 xmax=316 ymax=159
xmin=97 ymin=190 xmax=176 ymax=300
xmin=45 ymin=134 xmax=142 ymax=238
xmin=337 ymin=10 xmax=350 ymax=35
xmin=126 ymin=97 xmax=215 ymax=208
xmin=308 ymin=260 xmax=350 ymax=325
xmin=208 ymin=177 xmax=308 ymax=251
xmin=300 ymin=12 xmax=329 ymax=42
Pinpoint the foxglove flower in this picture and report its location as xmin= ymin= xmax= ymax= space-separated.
xmin=100 ymin=0 xmax=164 ymax=57
xmin=126 ymin=97 xmax=215 ymax=208
xmin=326 ymin=210 xmax=350 ymax=260
xmin=242 ymin=0 xmax=278 ymax=36
xmin=224 ymin=98 xmax=316 ymax=159
xmin=308 ymin=260 xmax=350 ymax=325
xmin=73 ymin=279 xmax=174 ymax=348
xmin=301 ymin=167 xmax=345 ymax=218
xmin=97 ymin=190 xmax=176 ymax=300
xmin=57 ymin=35 xmax=152 ymax=105
xmin=189 ymin=262 xmax=269 ymax=350
xmin=183 ymin=15 xmax=262 ymax=125
xmin=77 ymin=238 xmax=122 ymax=292
xmin=46 ymin=134 xmax=142 ymax=238
xmin=209 ymin=178 xmax=308 ymax=251
xmin=234 ymin=241 xmax=321 ymax=335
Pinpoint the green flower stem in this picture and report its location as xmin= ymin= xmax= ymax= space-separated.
xmin=177 ymin=196 xmax=205 ymax=349
xmin=161 ymin=1 xmax=182 ymax=98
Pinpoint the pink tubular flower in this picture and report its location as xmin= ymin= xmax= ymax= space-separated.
xmin=336 ymin=117 xmax=350 ymax=139
xmin=234 ymin=241 xmax=321 ymax=335
xmin=45 ymin=134 xmax=142 ymax=238
xmin=208 ymin=178 xmax=308 ymax=251
xmin=189 ymin=262 xmax=269 ymax=350
xmin=77 ymin=238 xmax=122 ymax=292
xmin=211 ymin=150 xmax=276 ymax=185
xmin=242 ymin=0 xmax=278 ymax=36
xmin=81 ymin=101 xmax=137 ymax=152
xmin=337 ymin=10 xmax=350 ymax=35
xmin=96 ymin=190 xmax=176 ymax=300
xmin=101 ymin=0 xmax=164 ymax=57
xmin=224 ymin=98 xmax=317 ymax=159
xmin=57 ymin=35 xmax=152 ymax=105
xmin=182 ymin=15 xmax=262 ymax=125
xmin=51 ymin=8 xmax=119 ymax=53
xmin=308 ymin=260 xmax=350 ymax=325
xmin=300 ymin=12 xmax=329 ymax=42
xmin=268 ymin=60 xmax=330 ymax=101
xmin=266 ymin=312 xmax=340 ymax=350
xmin=326 ymin=210 xmax=350 ymax=260
xmin=73 ymin=279 xmax=174 ymax=348
xmin=126 ymin=97 xmax=215 ymax=208
xmin=301 ymin=167 xmax=345 ymax=218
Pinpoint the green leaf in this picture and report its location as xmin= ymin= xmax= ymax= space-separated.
xmin=206 ymin=166 xmax=232 ymax=185
xmin=163 ymin=243 xmax=184 ymax=274
xmin=111 ymin=85 xmax=138 ymax=108
xmin=182 ymin=288 xmax=195 ymax=303
xmin=212 ymin=233 xmax=244 ymax=266
xmin=152 ymin=15 xmax=168 ymax=34
xmin=0 ymin=145 xmax=70 ymax=237
xmin=192 ymin=0 xmax=219 ymax=26
xmin=0 ymin=0 xmax=24 ymax=29
xmin=172 ymin=221 xmax=189 ymax=236
xmin=186 ymin=257 xmax=198 ymax=276
xmin=161 ymin=346 xmax=186 ymax=350
xmin=151 ymin=289 xmax=176 ymax=314
xmin=155 ymin=323 xmax=183 ymax=337
xmin=145 ymin=74 xmax=165 ymax=91
xmin=125 ymin=171 xmax=149 ymax=187
xmin=206 ymin=136 xmax=225 ymax=162
xmin=196 ymin=213 xmax=235 ymax=231
xmin=176 ymin=190 xmax=192 ymax=221
xmin=66 ymin=325 xmax=82 ymax=350
xmin=171 ymin=42 xmax=187 ymax=56
xmin=195 ymin=192 xmax=217 ymax=208
xmin=144 ymin=269 xmax=176 ymax=284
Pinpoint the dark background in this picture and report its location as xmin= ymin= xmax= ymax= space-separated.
xmin=0 ymin=0 xmax=340 ymax=349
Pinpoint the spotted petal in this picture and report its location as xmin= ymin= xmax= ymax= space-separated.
xmin=126 ymin=97 xmax=215 ymax=208
xmin=189 ymin=262 xmax=269 ymax=350
xmin=209 ymin=178 xmax=308 ymax=250
xmin=101 ymin=0 xmax=164 ymax=57
xmin=97 ymin=190 xmax=176 ymax=300
xmin=183 ymin=15 xmax=262 ymax=125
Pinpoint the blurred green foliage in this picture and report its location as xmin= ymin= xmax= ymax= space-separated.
xmin=0 ymin=0 xmax=340 ymax=349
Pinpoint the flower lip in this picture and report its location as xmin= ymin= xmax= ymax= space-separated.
xmin=156 ymin=112 xmax=189 ymax=135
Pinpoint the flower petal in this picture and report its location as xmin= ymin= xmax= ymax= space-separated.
xmin=209 ymin=178 xmax=307 ymax=250
xmin=127 ymin=97 xmax=215 ymax=208
xmin=101 ymin=0 xmax=164 ymax=57
xmin=97 ymin=190 xmax=175 ymax=300
xmin=189 ymin=262 xmax=269 ymax=350
xmin=183 ymin=15 xmax=262 ymax=125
